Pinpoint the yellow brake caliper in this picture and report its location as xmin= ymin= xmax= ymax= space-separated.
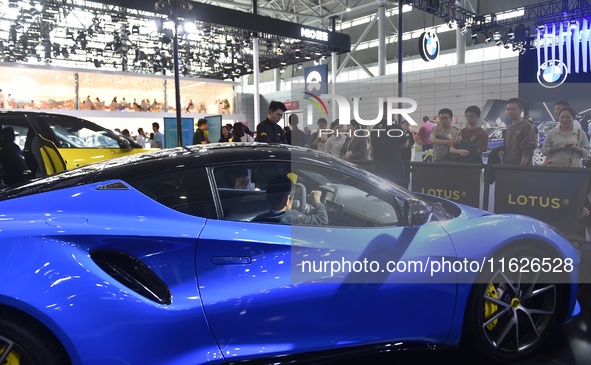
xmin=484 ymin=283 xmax=499 ymax=331
xmin=0 ymin=343 xmax=22 ymax=365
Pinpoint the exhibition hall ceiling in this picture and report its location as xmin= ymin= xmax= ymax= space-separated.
xmin=0 ymin=0 xmax=351 ymax=80
xmin=1 ymin=0 xmax=585 ymax=83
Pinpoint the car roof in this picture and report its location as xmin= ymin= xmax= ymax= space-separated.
xmin=0 ymin=143 xmax=356 ymax=200
xmin=0 ymin=110 xmax=91 ymax=121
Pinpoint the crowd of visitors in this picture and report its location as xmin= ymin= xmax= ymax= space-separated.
xmin=246 ymin=99 xmax=590 ymax=189
xmin=0 ymin=91 xmax=219 ymax=114
xmin=118 ymin=97 xmax=591 ymax=197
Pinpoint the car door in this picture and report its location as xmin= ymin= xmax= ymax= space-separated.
xmin=196 ymin=161 xmax=457 ymax=361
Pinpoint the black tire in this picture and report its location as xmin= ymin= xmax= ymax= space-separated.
xmin=462 ymin=247 xmax=566 ymax=363
xmin=0 ymin=312 xmax=70 ymax=365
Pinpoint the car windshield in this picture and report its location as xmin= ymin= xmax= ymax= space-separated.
xmin=52 ymin=128 xmax=120 ymax=148
xmin=40 ymin=115 xmax=138 ymax=149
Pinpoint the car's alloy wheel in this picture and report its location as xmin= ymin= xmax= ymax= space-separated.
xmin=0 ymin=335 xmax=36 ymax=365
xmin=481 ymin=273 xmax=555 ymax=352
xmin=464 ymin=248 xmax=563 ymax=362
xmin=532 ymin=148 xmax=545 ymax=166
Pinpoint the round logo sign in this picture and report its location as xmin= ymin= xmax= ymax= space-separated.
xmin=419 ymin=31 xmax=439 ymax=62
xmin=306 ymin=70 xmax=323 ymax=92
xmin=536 ymin=60 xmax=568 ymax=88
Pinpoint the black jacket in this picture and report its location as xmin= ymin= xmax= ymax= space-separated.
xmin=193 ymin=129 xmax=209 ymax=145
xmin=484 ymin=146 xmax=505 ymax=184
xmin=370 ymin=122 xmax=406 ymax=185
xmin=286 ymin=128 xmax=306 ymax=147
xmin=255 ymin=119 xmax=285 ymax=143
xmin=340 ymin=135 xmax=367 ymax=160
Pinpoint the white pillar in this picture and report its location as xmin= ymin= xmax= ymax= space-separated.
xmin=378 ymin=0 xmax=387 ymax=76
xmin=456 ymin=0 xmax=466 ymax=65
xmin=253 ymin=37 xmax=261 ymax=126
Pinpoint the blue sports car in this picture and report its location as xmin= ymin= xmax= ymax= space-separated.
xmin=0 ymin=143 xmax=580 ymax=364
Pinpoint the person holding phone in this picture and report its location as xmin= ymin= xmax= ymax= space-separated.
xmin=310 ymin=118 xmax=329 ymax=151
xmin=541 ymin=107 xmax=589 ymax=167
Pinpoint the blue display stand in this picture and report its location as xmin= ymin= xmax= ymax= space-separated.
xmin=163 ymin=117 xmax=195 ymax=147
xmin=204 ymin=115 xmax=222 ymax=143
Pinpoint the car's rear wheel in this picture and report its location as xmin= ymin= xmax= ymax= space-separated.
xmin=463 ymin=247 xmax=565 ymax=362
xmin=0 ymin=314 xmax=70 ymax=365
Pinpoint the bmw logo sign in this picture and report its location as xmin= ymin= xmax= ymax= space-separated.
xmin=419 ymin=31 xmax=439 ymax=62
xmin=537 ymin=60 xmax=568 ymax=88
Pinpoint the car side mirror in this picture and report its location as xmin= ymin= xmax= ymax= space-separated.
xmin=403 ymin=198 xmax=432 ymax=226
xmin=119 ymin=137 xmax=131 ymax=149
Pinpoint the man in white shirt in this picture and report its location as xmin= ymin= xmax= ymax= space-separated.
xmin=137 ymin=127 xmax=146 ymax=148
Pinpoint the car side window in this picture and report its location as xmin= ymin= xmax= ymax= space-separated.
xmin=211 ymin=162 xmax=401 ymax=227
xmin=0 ymin=116 xmax=40 ymax=176
xmin=127 ymin=167 xmax=217 ymax=219
xmin=41 ymin=116 xmax=120 ymax=148
xmin=0 ymin=116 xmax=33 ymax=151
xmin=211 ymin=162 xmax=291 ymax=222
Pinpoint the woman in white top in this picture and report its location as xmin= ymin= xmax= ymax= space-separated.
xmin=230 ymin=122 xmax=254 ymax=142
xmin=325 ymin=120 xmax=346 ymax=157
xmin=230 ymin=122 xmax=254 ymax=188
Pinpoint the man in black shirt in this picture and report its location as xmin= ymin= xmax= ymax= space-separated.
xmin=192 ymin=118 xmax=210 ymax=145
xmin=371 ymin=119 xmax=406 ymax=186
xmin=340 ymin=119 xmax=367 ymax=161
xmin=286 ymin=114 xmax=306 ymax=147
xmin=255 ymin=101 xmax=287 ymax=143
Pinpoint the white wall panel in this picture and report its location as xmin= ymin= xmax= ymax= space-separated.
xmin=258 ymin=56 xmax=520 ymax=128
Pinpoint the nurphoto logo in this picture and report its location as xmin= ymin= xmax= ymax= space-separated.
xmin=304 ymin=92 xmax=418 ymax=137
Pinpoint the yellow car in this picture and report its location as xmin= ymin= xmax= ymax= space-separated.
xmin=0 ymin=111 xmax=149 ymax=177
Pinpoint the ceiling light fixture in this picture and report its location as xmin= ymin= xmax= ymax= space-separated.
xmin=0 ymin=0 xmax=343 ymax=80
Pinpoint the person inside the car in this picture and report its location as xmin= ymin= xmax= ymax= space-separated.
xmin=0 ymin=127 xmax=30 ymax=184
xmin=252 ymin=174 xmax=328 ymax=225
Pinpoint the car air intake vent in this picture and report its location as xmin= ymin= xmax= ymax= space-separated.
xmin=90 ymin=250 xmax=172 ymax=305
xmin=96 ymin=182 xmax=129 ymax=190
